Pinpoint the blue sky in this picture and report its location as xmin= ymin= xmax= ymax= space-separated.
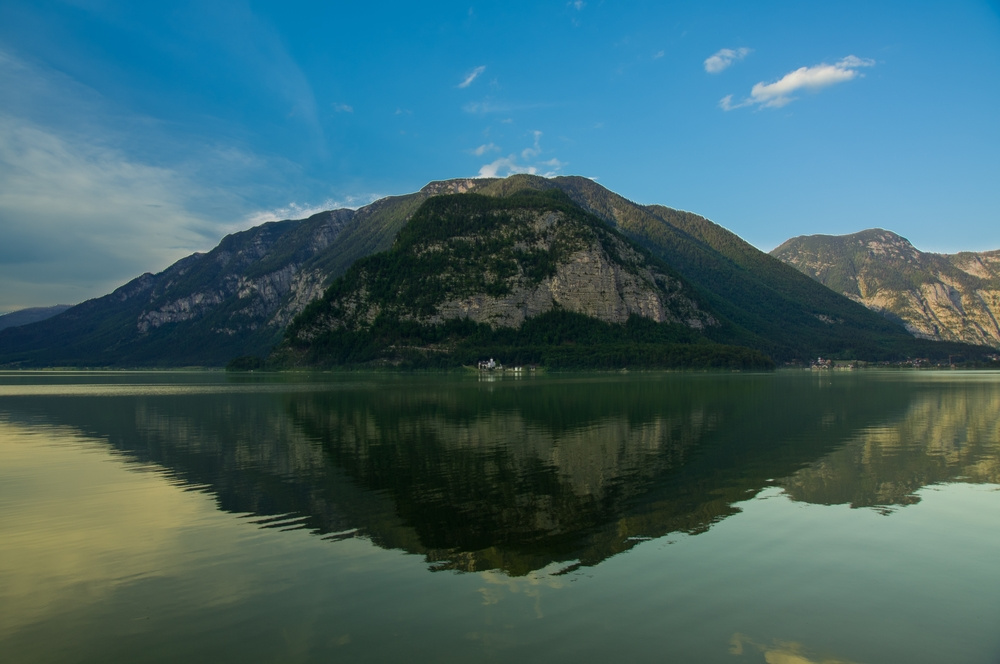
xmin=1 ymin=1 xmax=998 ymax=312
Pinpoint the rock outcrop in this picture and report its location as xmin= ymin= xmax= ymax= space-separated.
xmin=286 ymin=191 xmax=716 ymax=345
xmin=772 ymin=229 xmax=1000 ymax=349
xmin=4 ymin=176 xmax=987 ymax=367
xmin=135 ymin=210 xmax=353 ymax=337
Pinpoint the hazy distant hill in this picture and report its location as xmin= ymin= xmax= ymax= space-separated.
xmin=0 ymin=305 xmax=73 ymax=331
xmin=772 ymin=229 xmax=1000 ymax=349
xmin=0 ymin=176 xmax=990 ymax=367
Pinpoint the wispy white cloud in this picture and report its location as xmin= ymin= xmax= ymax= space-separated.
xmin=0 ymin=115 xmax=214 ymax=309
xmin=721 ymin=55 xmax=875 ymax=110
xmin=704 ymin=47 xmax=751 ymax=74
xmin=245 ymin=193 xmax=381 ymax=225
xmin=568 ymin=0 xmax=586 ymax=9
xmin=539 ymin=158 xmax=566 ymax=172
xmin=332 ymin=102 xmax=353 ymax=113
xmin=477 ymin=157 xmax=534 ymax=178
xmin=458 ymin=65 xmax=486 ymax=89
xmin=0 ymin=48 xmax=310 ymax=310
xmin=476 ymin=132 xmax=564 ymax=178
xmin=521 ymin=130 xmax=542 ymax=160
xmin=471 ymin=143 xmax=499 ymax=156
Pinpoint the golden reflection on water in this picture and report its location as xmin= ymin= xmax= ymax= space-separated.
xmin=476 ymin=561 xmax=569 ymax=616
xmin=730 ymin=633 xmax=860 ymax=664
xmin=3 ymin=372 xmax=1000 ymax=662
xmin=0 ymin=421 xmax=256 ymax=638
xmin=782 ymin=380 xmax=1000 ymax=509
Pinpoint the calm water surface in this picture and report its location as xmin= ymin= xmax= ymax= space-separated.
xmin=1 ymin=370 xmax=999 ymax=663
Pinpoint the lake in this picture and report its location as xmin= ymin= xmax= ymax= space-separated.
xmin=1 ymin=369 xmax=999 ymax=663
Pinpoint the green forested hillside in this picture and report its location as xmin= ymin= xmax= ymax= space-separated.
xmin=1 ymin=174 xmax=991 ymax=368
xmin=273 ymin=190 xmax=772 ymax=370
xmin=467 ymin=175 xmax=988 ymax=361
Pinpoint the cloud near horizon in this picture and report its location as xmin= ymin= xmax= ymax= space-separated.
xmin=0 ymin=115 xmax=216 ymax=310
xmin=720 ymin=55 xmax=875 ymax=110
xmin=476 ymin=131 xmax=564 ymax=178
xmin=0 ymin=48 xmax=316 ymax=311
xmin=704 ymin=47 xmax=751 ymax=73
xmin=245 ymin=193 xmax=382 ymax=225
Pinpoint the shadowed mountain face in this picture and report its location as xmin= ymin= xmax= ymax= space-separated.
xmin=0 ymin=183 xmax=473 ymax=367
xmin=3 ymin=372 xmax=995 ymax=577
xmin=1 ymin=176 xmax=990 ymax=367
xmin=0 ymin=212 xmax=353 ymax=366
xmin=772 ymin=229 xmax=1000 ymax=349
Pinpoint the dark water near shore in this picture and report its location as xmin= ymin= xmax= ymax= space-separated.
xmin=2 ymin=370 xmax=999 ymax=663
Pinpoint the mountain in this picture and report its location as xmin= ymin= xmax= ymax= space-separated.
xmin=454 ymin=176 xmax=987 ymax=362
xmin=273 ymin=190 xmax=773 ymax=369
xmin=0 ymin=181 xmax=479 ymax=367
xmin=0 ymin=176 xmax=990 ymax=367
xmin=0 ymin=305 xmax=73 ymax=331
xmin=771 ymin=229 xmax=1000 ymax=349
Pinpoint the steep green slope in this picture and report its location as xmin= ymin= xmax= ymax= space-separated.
xmin=273 ymin=190 xmax=771 ymax=370
xmin=2 ymin=173 xmax=991 ymax=367
xmin=466 ymin=175 xmax=988 ymax=362
xmin=0 ymin=179 xmax=492 ymax=367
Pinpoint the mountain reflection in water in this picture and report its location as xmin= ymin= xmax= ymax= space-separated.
xmin=2 ymin=371 xmax=998 ymax=576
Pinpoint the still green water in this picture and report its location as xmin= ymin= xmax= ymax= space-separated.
xmin=1 ymin=370 xmax=998 ymax=663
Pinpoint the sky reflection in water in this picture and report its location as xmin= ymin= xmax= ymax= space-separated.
xmin=1 ymin=370 xmax=999 ymax=663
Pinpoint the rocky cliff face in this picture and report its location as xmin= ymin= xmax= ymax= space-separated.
xmin=135 ymin=210 xmax=354 ymax=336
xmin=771 ymin=229 xmax=1000 ymax=349
xmin=288 ymin=192 xmax=716 ymax=344
xmin=427 ymin=242 xmax=711 ymax=330
xmin=0 ymin=209 xmax=365 ymax=366
xmin=134 ymin=181 xmax=506 ymax=341
xmin=4 ymin=175 xmax=985 ymax=368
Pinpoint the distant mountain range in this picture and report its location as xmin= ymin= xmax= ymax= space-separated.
xmin=0 ymin=305 xmax=73 ymax=331
xmin=772 ymin=229 xmax=1000 ymax=350
xmin=0 ymin=176 xmax=991 ymax=367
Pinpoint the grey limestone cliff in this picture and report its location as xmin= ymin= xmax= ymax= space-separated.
xmin=288 ymin=193 xmax=716 ymax=344
xmin=772 ymin=229 xmax=1000 ymax=349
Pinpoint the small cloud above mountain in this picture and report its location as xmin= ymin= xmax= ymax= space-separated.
xmin=720 ymin=55 xmax=875 ymax=110
xmin=704 ymin=47 xmax=752 ymax=74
